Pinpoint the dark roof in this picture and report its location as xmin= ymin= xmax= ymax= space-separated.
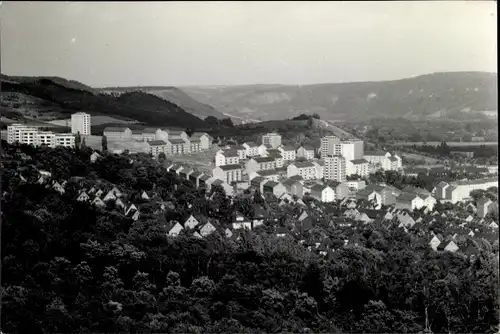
xmin=169 ymin=138 xmax=185 ymax=144
xmin=148 ymin=140 xmax=167 ymax=146
xmin=397 ymin=192 xmax=419 ymax=202
xmin=218 ymin=164 xmax=242 ymax=171
xmin=290 ymin=175 xmax=304 ymax=181
xmin=350 ymin=158 xmax=369 ymax=165
xmin=257 ymin=169 xmax=279 ymax=176
xmin=280 ymin=145 xmax=296 ymax=151
xmin=199 ymin=174 xmax=211 ymax=181
xmin=168 ymin=130 xmax=186 ymax=135
xmin=104 ymin=126 xmax=129 ymax=132
xmin=222 ymin=149 xmax=239 ymax=157
xmin=244 ymin=142 xmax=258 ymax=147
xmin=311 ymin=184 xmax=330 ymax=192
xmin=294 ymin=161 xmax=315 ymax=168
xmin=282 ymin=178 xmax=301 ymax=186
xmin=264 ymin=181 xmax=279 ymax=188
xmin=300 ymin=144 xmax=315 ymax=150
xmin=388 ymin=156 xmax=398 ymax=162
xmin=190 ymin=132 xmax=209 ymax=138
xmin=143 ymin=127 xmax=159 ymax=134
xmin=190 ymin=138 xmax=201 ymax=143
xmin=190 ymin=171 xmax=202 ymax=178
xmin=254 ymin=157 xmax=275 ymax=163
xmin=211 ymin=179 xmax=224 ymax=186
xmin=251 ymin=176 xmax=266 ymax=184
xmin=131 ymin=129 xmax=143 ymax=135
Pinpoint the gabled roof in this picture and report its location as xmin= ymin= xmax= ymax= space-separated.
xmin=190 ymin=132 xmax=209 ymax=138
xmin=290 ymin=175 xmax=304 ymax=181
xmin=148 ymin=140 xmax=167 ymax=146
xmin=244 ymin=141 xmax=259 ymax=147
xmin=169 ymin=138 xmax=186 ymax=144
xmin=397 ymin=192 xmax=420 ymax=202
xmin=257 ymin=169 xmax=280 ymax=177
xmin=103 ymin=126 xmax=129 ymax=132
xmin=143 ymin=127 xmax=159 ymax=134
xmin=280 ymin=144 xmax=296 ymax=151
xmin=190 ymin=171 xmax=202 ymax=179
xmin=300 ymin=144 xmax=315 ymax=150
xmin=218 ymin=164 xmax=242 ymax=171
xmin=253 ymin=157 xmax=275 ymax=163
xmin=211 ymin=179 xmax=224 ymax=186
xmin=388 ymin=156 xmax=398 ymax=162
xmin=220 ymin=149 xmax=239 ymax=158
xmin=263 ymin=181 xmax=279 ymax=188
xmin=251 ymin=176 xmax=266 ymax=184
xmin=350 ymin=158 xmax=369 ymax=165
xmin=282 ymin=178 xmax=301 ymax=187
xmin=294 ymin=161 xmax=315 ymax=168
xmin=310 ymin=184 xmax=331 ymax=192
xmin=199 ymin=174 xmax=211 ymax=181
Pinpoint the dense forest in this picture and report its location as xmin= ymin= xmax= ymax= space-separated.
xmin=1 ymin=142 xmax=499 ymax=333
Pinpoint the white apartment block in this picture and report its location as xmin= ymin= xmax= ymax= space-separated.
xmin=296 ymin=145 xmax=315 ymax=160
xmin=147 ymin=140 xmax=169 ymax=158
xmin=103 ymin=127 xmax=132 ymax=142
xmin=242 ymin=142 xmax=260 ymax=157
xmin=7 ymin=124 xmax=75 ymax=148
xmin=71 ymin=112 xmax=91 ymax=135
xmin=287 ymin=161 xmax=317 ymax=180
xmin=312 ymin=160 xmax=325 ymax=179
xmin=364 ymin=151 xmax=401 ymax=171
xmin=262 ymin=132 xmax=282 ymax=149
xmin=279 ymin=145 xmax=297 ymax=161
xmin=215 ymin=149 xmax=240 ymax=166
xmin=346 ymin=158 xmax=370 ymax=177
xmin=324 ymin=155 xmax=346 ymax=182
xmin=339 ymin=140 xmax=364 ymax=161
xmin=441 ymin=177 xmax=498 ymax=203
xmin=212 ymin=165 xmax=243 ymax=184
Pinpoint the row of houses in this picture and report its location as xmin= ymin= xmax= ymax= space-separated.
xmin=433 ymin=177 xmax=498 ymax=203
xmin=103 ymin=127 xmax=212 ymax=157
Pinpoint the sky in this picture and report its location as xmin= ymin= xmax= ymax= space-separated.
xmin=1 ymin=1 xmax=497 ymax=87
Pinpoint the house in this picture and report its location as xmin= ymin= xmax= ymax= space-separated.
xmin=92 ymin=197 xmax=105 ymax=208
xmin=184 ymin=215 xmax=200 ymax=229
xmin=189 ymin=171 xmax=203 ymax=186
xmin=403 ymin=167 xmax=429 ymax=178
xmin=232 ymin=212 xmax=252 ymax=230
xmin=310 ymin=184 xmax=335 ymax=203
xmin=171 ymin=164 xmax=184 ymax=175
xmin=200 ymin=222 xmax=217 ymax=237
xmin=257 ymin=144 xmax=268 ymax=156
xmin=115 ymin=198 xmax=125 ymax=210
xmin=263 ymin=150 xmax=284 ymax=168
xmin=250 ymin=176 xmax=268 ymax=193
xmin=242 ymin=142 xmax=260 ymax=157
xmin=325 ymin=181 xmax=350 ymax=200
xmin=432 ymin=181 xmax=450 ymax=199
xmin=395 ymin=192 xmax=425 ymax=211
xmin=189 ymin=138 xmax=201 ymax=153
xmin=198 ymin=174 xmax=211 ymax=188
xmin=262 ymin=132 xmax=282 ymax=149
xmin=276 ymin=227 xmax=288 ymax=237
xmin=103 ymin=190 xmax=117 ymax=202
xmin=179 ymin=167 xmax=195 ymax=180
xmin=141 ymin=191 xmax=150 ymax=200
xmin=444 ymin=240 xmax=459 ymax=253
xmin=282 ymin=178 xmax=304 ymax=198
xmin=77 ymin=191 xmax=90 ymax=202
xmin=287 ymin=161 xmax=317 ymax=180
xmin=296 ymin=145 xmax=315 ymax=160
xmin=215 ymin=149 xmax=240 ymax=166
xmin=278 ymin=145 xmax=296 ymax=161
xmin=477 ymin=197 xmax=494 ymax=217
xmin=255 ymin=169 xmax=281 ymax=182
xmin=252 ymin=206 xmax=267 ymax=228
xmin=168 ymin=222 xmax=184 ymax=237
xmin=429 ymin=236 xmax=441 ymax=251
xmin=262 ymin=181 xmax=287 ymax=198
xmin=212 ymin=164 xmax=243 ymax=184
xmin=52 ymin=182 xmax=65 ymax=194
xmin=363 ymin=151 xmax=391 ymax=168
xmin=441 ymin=177 xmax=498 ymax=203
xmin=356 ymin=187 xmax=383 ymax=207
xmin=245 ymin=156 xmax=276 ymax=175
xmin=90 ymin=152 xmax=101 ymax=163
xmin=346 ymin=158 xmax=370 ymax=177
xmin=346 ymin=180 xmax=366 ymax=192
xmin=125 ymin=204 xmax=138 ymax=216
xmin=193 ymin=231 xmax=203 ymax=239
xmin=190 ymin=132 xmax=211 ymax=150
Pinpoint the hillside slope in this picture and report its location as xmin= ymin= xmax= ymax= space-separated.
xmin=182 ymin=72 xmax=498 ymax=122
xmin=99 ymin=86 xmax=226 ymax=119
xmin=0 ymin=75 xmax=208 ymax=130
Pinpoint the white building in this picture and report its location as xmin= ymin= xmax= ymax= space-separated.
xmin=441 ymin=177 xmax=499 ymax=203
xmin=242 ymin=142 xmax=260 ymax=157
xmin=312 ymin=160 xmax=325 ymax=179
xmin=215 ymin=149 xmax=240 ymax=166
xmin=287 ymin=161 xmax=317 ymax=180
xmin=71 ymin=112 xmax=91 ymax=135
xmin=7 ymin=123 xmax=75 ymax=148
xmin=147 ymin=140 xmax=169 ymax=158
xmin=339 ymin=140 xmax=364 ymax=161
xmin=279 ymin=145 xmax=297 ymax=161
xmin=310 ymin=184 xmax=336 ymax=203
xmin=103 ymin=127 xmax=132 ymax=142
xmin=320 ymin=136 xmax=341 ymax=158
xmin=324 ymin=155 xmax=346 ymax=182
xmin=262 ymin=132 xmax=282 ymax=149
xmin=346 ymin=158 xmax=370 ymax=177
xmin=296 ymin=145 xmax=315 ymax=160
xmin=212 ymin=165 xmax=243 ymax=184
xmin=55 ymin=133 xmax=76 ymax=148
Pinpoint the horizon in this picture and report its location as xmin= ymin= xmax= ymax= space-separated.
xmin=2 ymin=2 xmax=497 ymax=87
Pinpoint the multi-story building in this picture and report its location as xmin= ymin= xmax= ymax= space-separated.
xmin=245 ymin=157 xmax=276 ymax=175
xmin=324 ymin=155 xmax=346 ymax=182
xmin=212 ymin=164 xmax=243 ymax=184
xmin=103 ymin=127 xmax=132 ymax=141
xmin=215 ymin=149 xmax=240 ymax=166
xmin=296 ymin=145 xmax=315 ymax=160
xmin=346 ymin=158 xmax=369 ymax=177
xmin=279 ymin=145 xmax=297 ymax=161
xmin=168 ymin=138 xmax=187 ymax=155
xmin=71 ymin=112 xmax=91 ymax=135
xmin=440 ymin=177 xmax=498 ymax=203
xmin=7 ymin=124 xmax=75 ymax=148
xmin=287 ymin=161 xmax=317 ymax=180
xmin=262 ymin=132 xmax=282 ymax=149
xmin=364 ymin=151 xmax=391 ymax=167
xmin=340 ymin=139 xmax=364 ymax=161
xmin=54 ymin=133 xmax=76 ymax=148
xmin=282 ymin=178 xmax=304 ymax=198
xmin=263 ymin=181 xmax=287 ymax=198
xmin=36 ymin=131 xmax=56 ymax=147
xmin=147 ymin=140 xmax=168 ymax=158
xmin=7 ymin=124 xmax=38 ymax=145
xmin=320 ymin=136 xmax=340 ymax=158
xmin=233 ymin=145 xmax=247 ymax=160
xmin=312 ymin=160 xmax=324 ymax=179
xmin=189 ymin=138 xmax=201 ymax=153
xmin=190 ymin=132 xmax=211 ymax=150
xmin=310 ymin=184 xmax=336 ymax=203
xmin=242 ymin=142 xmax=260 ymax=157
xmin=142 ymin=128 xmax=159 ymax=142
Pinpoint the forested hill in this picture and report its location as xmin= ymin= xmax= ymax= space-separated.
xmin=100 ymin=86 xmax=227 ymax=120
xmin=0 ymin=75 xmax=209 ymax=128
xmin=182 ymin=72 xmax=498 ymax=122
xmin=1 ymin=141 xmax=499 ymax=333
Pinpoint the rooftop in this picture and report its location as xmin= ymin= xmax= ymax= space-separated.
xmin=147 ymin=140 xmax=167 ymax=146
xmin=218 ymin=164 xmax=242 ymax=171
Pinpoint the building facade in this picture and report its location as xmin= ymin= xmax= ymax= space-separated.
xmin=71 ymin=112 xmax=91 ymax=135
xmin=262 ymin=132 xmax=282 ymax=149
xmin=324 ymin=155 xmax=346 ymax=182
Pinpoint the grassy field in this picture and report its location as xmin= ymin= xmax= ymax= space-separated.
xmin=397 ymin=152 xmax=440 ymax=164
xmin=394 ymin=141 xmax=498 ymax=147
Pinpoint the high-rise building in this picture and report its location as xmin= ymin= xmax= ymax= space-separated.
xmin=324 ymin=155 xmax=346 ymax=182
xmin=320 ymin=135 xmax=340 ymax=158
xmin=262 ymin=132 xmax=282 ymax=149
xmin=339 ymin=139 xmax=364 ymax=161
xmin=71 ymin=112 xmax=91 ymax=135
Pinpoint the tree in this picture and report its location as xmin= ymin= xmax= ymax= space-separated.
xmin=158 ymin=152 xmax=166 ymax=163
xmin=102 ymin=135 xmax=108 ymax=151
xmin=81 ymin=137 xmax=87 ymax=148
xmin=75 ymin=132 xmax=82 ymax=148
xmin=221 ymin=118 xmax=234 ymax=127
